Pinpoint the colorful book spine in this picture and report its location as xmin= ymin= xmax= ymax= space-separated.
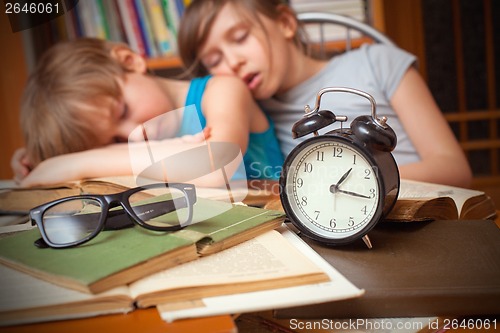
xmin=161 ymin=0 xmax=179 ymax=50
xmin=116 ymin=0 xmax=147 ymax=56
xmin=95 ymin=0 xmax=111 ymax=39
xmin=145 ymin=0 xmax=175 ymax=56
xmin=102 ymin=0 xmax=126 ymax=43
xmin=134 ymin=0 xmax=158 ymax=57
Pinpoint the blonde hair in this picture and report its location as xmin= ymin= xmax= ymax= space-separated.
xmin=178 ymin=0 xmax=307 ymax=77
xmin=21 ymin=38 xmax=127 ymax=166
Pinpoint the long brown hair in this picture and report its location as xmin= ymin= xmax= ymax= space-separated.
xmin=178 ymin=0 xmax=307 ymax=77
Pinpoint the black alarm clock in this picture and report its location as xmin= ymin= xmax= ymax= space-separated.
xmin=279 ymin=87 xmax=400 ymax=248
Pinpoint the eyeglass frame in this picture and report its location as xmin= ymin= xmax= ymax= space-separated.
xmin=29 ymin=182 xmax=197 ymax=249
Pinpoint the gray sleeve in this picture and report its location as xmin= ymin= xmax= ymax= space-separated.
xmin=363 ymin=44 xmax=417 ymax=99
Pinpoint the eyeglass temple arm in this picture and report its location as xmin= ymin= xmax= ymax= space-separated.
xmin=116 ymin=196 xmax=190 ymax=221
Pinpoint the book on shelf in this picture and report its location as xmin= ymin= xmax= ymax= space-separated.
xmin=386 ymin=179 xmax=497 ymax=221
xmin=0 ymin=197 xmax=285 ymax=295
xmin=116 ymin=0 xmax=147 ymax=56
xmin=0 ymin=229 xmax=331 ymax=326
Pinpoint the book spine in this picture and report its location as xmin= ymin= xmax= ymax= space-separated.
xmin=95 ymin=0 xmax=111 ymax=39
xmin=102 ymin=0 xmax=125 ymax=42
xmin=162 ymin=0 xmax=179 ymax=36
xmin=134 ymin=0 xmax=158 ymax=57
xmin=71 ymin=1 xmax=84 ymax=37
xmin=76 ymin=1 xmax=96 ymax=38
xmin=173 ymin=0 xmax=185 ymax=17
xmin=116 ymin=0 xmax=147 ymax=56
xmin=146 ymin=0 xmax=175 ymax=56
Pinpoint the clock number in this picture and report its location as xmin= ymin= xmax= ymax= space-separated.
xmin=303 ymin=162 xmax=313 ymax=173
xmin=316 ymin=151 xmax=324 ymax=161
xmin=296 ymin=178 xmax=304 ymax=188
xmin=314 ymin=210 xmax=320 ymax=220
xmin=330 ymin=218 xmax=336 ymax=228
xmin=369 ymin=188 xmax=376 ymax=198
xmin=361 ymin=205 xmax=367 ymax=215
xmin=332 ymin=147 xmax=343 ymax=158
xmin=301 ymin=196 xmax=308 ymax=206
xmin=364 ymin=169 xmax=371 ymax=179
xmin=348 ymin=217 xmax=355 ymax=227
xmin=353 ymin=154 xmax=357 ymax=165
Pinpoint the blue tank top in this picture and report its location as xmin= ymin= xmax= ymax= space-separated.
xmin=178 ymin=76 xmax=283 ymax=180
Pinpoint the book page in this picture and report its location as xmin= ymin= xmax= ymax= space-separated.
xmin=157 ymin=225 xmax=364 ymax=322
xmin=128 ymin=230 xmax=328 ymax=301
xmin=399 ymin=179 xmax=484 ymax=212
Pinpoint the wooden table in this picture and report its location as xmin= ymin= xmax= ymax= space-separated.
xmin=0 ymin=308 xmax=236 ymax=333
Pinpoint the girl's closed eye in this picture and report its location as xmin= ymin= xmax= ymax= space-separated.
xmin=231 ymin=27 xmax=249 ymax=44
xmin=202 ymin=52 xmax=223 ymax=69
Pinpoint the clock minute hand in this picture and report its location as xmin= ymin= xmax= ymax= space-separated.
xmin=337 ymin=189 xmax=371 ymax=199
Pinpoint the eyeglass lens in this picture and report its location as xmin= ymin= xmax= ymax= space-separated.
xmin=128 ymin=186 xmax=190 ymax=228
xmin=41 ymin=186 xmax=190 ymax=246
xmin=42 ymin=198 xmax=103 ymax=246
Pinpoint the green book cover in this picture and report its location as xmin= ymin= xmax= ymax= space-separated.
xmin=0 ymin=198 xmax=285 ymax=294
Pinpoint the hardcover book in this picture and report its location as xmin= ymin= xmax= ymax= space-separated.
xmin=273 ymin=219 xmax=500 ymax=318
xmin=0 ymin=230 xmax=329 ymax=326
xmin=387 ymin=179 xmax=497 ymax=221
xmin=0 ymin=198 xmax=285 ymax=294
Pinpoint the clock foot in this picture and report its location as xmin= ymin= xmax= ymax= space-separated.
xmin=362 ymin=235 xmax=373 ymax=249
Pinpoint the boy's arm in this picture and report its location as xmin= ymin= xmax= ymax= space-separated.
xmin=19 ymin=131 xmax=210 ymax=187
xmin=11 ymin=148 xmax=32 ymax=182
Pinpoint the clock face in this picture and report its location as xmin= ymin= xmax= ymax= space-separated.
xmin=281 ymin=136 xmax=382 ymax=242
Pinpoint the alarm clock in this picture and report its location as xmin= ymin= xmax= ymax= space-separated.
xmin=279 ymin=87 xmax=400 ymax=248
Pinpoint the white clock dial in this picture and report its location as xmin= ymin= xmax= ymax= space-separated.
xmin=284 ymin=138 xmax=380 ymax=239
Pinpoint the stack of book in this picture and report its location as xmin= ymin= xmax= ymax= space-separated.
xmin=0 ymin=196 xmax=363 ymax=327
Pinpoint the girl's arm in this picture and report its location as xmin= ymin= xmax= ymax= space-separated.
xmin=392 ymin=67 xmax=472 ymax=187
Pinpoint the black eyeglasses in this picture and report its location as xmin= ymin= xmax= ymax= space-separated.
xmin=29 ymin=183 xmax=197 ymax=249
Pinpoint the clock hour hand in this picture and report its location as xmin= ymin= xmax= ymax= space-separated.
xmin=336 ymin=189 xmax=371 ymax=199
xmin=335 ymin=168 xmax=352 ymax=187
xmin=330 ymin=168 xmax=352 ymax=194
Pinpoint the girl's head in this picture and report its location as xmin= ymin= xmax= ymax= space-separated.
xmin=22 ymin=38 xmax=171 ymax=166
xmin=178 ymin=0 xmax=307 ymax=99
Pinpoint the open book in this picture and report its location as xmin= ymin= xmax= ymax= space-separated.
xmin=157 ymin=226 xmax=364 ymax=323
xmin=385 ymin=179 xmax=497 ymax=221
xmin=0 ymin=176 xmax=248 ymax=214
xmin=0 ymin=198 xmax=285 ymax=294
xmin=0 ymin=176 xmax=276 ymax=221
xmin=0 ymin=230 xmax=331 ymax=326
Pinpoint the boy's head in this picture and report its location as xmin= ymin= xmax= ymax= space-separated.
xmin=21 ymin=38 xmax=155 ymax=167
xmin=178 ymin=0 xmax=307 ymax=85
xmin=21 ymin=38 xmax=124 ymax=166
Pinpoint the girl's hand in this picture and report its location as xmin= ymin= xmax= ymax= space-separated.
xmin=179 ymin=127 xmax=211 ymax=143
xmin=10 ymin=148 xmax=32 ymax=183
